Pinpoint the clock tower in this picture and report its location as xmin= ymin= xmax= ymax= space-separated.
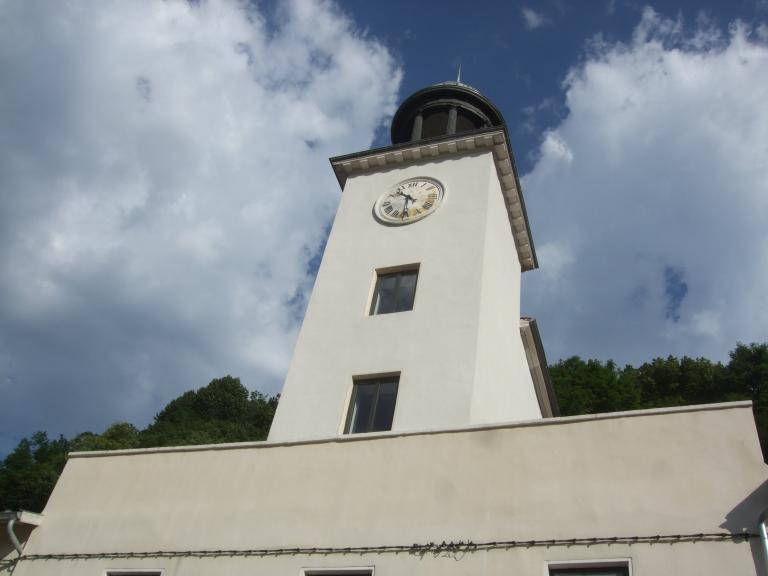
xmin=268 ymin=81 xmax=557 ymax=442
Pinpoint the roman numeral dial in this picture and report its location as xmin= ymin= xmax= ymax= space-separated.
xmin=374 ymin=177 xmax=444 ymax=225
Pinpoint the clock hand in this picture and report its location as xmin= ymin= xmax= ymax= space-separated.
xmin=402 ymin=196 xmax=411 ymax=218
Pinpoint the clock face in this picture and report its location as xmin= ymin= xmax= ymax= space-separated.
xmin=375 ymin=177 xmax=444 ymax=224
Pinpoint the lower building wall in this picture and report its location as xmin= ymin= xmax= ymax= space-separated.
xmin=9 ymin=402 xmax=768 ymax=575
xmin=8 ymin=541 xmax=763 ymax=576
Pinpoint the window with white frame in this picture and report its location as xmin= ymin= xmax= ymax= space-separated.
xmin=548 ymin=560 xmax=630 ymax=576
xmin=344 ymin=376 xmax=399 ymax=434
xmin=369 ymin=267 xmax=418 ymax=315
xmin=105 ymin=571 xmax=163 ymax=576
xmin=303 ymin=569 xmax=373 ymax=576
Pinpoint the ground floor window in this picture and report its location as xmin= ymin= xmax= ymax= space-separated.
xmin=549 ymin=560 xmax=630 ymax=576
xmin=106 ymin=571 xmax=163 ymax=576
xmin=303 ymin=569 xmax=373 ymax=576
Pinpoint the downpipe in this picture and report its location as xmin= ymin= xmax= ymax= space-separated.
xmin=759 ymin=508 xmax=768 ymax=576
xmin=6 ymin=513 xmax=23 ymax=556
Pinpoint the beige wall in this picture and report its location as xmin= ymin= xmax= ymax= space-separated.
xmin=269 ymin=149 xmax=540 ymax=442
xmin=12 ymin=402 xmax=768 ymax=575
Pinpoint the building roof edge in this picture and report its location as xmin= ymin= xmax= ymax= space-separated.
xmin=68 ymin=401 xmax=754 ymax=459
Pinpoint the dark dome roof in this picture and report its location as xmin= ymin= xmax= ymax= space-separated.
xmin=390 ymin=81 xmax=506 ymax=145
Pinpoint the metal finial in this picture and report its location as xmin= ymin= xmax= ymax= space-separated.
xmin=456 ymin=64 xmax=462 ymax=84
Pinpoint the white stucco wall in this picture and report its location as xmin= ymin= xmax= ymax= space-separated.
xmin=10 ymin=403 xmax=768 ymax=575
xmin=471 ymin=158 xmax=540 ymax=423
xmin=269 ymin=149 xmax=541 ymax=442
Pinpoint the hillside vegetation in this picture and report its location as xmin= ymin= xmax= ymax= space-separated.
xmin=0 ymin=376 xmax=277 ymax=512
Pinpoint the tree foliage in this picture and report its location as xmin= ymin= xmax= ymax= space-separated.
xmin=0 ymin=432 xmax=70 ymax=512
xmin=551 ymin=343 xmax=768 ymax=457
xmin=0 ymin=376 xmax=277 ymax=512
xmin=139 ymin=376 xmax=278 ymax=448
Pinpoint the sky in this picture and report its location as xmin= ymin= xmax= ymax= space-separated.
xmin=1 ymin=0 xmax=767 ymax=453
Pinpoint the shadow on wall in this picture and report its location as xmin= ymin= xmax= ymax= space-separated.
xmin=722 ymin=477 xmax=768 ymax=576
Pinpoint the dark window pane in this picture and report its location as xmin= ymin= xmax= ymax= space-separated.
xmin=550 ymin=568 xmax=629 ymax=576
xmin=345 ymin=377 xmax=399 ymax=434
xmin=372 ymin=381 xmax=398 ymax=431
xmin=422 ymin=108 xmax=449 ymax=138
xmin=393 ymin=270 xmax=418 ymax=312
xmin=305 ymin=572 xmax=372 ymax=576
xmin=455 ymin=110 xmax=482 ymax=133
xmin=348 ymin=383 xmax=376 ymax=433
xmin=371 ymin=274 xmax=397 ymax=314
xmin=371 ymin=269 xmax=418 ymax=315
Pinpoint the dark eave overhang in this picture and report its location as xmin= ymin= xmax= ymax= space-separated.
xmin=329 ymin=126 xmax=538 ymax=271
xmin=520 ymin=317 xmax=560 ymax=418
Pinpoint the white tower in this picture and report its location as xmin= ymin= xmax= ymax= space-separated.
xmin=269 ymin=82 xmax=557 ymax=442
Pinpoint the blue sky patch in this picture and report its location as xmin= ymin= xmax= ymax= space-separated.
xmin=664 ymin=266 xmax=688 ymax=322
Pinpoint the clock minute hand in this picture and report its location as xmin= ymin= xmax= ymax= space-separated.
xmin=395 ymin=190 xmax=416 ymax=202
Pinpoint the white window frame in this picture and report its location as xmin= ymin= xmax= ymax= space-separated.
xmin=342 ymin=373 xmax=400 ymax=434
xmin=366 ymin=263 xmax=420 ymax=316
xmin=545 ymin=558 xmax=632 ymax=576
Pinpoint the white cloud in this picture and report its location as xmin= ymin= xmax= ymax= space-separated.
xmin=0 ymin=0 xmax=401 ymax=451
xmin=522 ymin=8 xmax=768 ymax=366
xmin=541 ymin=131 xmax=574 ymax=165
xmin=690 ymin=310 xmax=722 ymax=339
xmin=521 ymin=7 xmax=549 ymax=30
xmin=536 ymin=242 xmax=576 ymax=284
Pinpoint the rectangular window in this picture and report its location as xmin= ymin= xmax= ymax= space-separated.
xmin=369 ymin=267 xmax=418 ymax=315
xmin=106 ymin=572 xmax=163 ymax=576
xmin=303 ymin=569 xmax=373 ymax=576
xmin=549 ymin=564 xmax=629 ymax=576
xmin=344 ymin=376 xmax=399 ymax=434
xmin=303 ymin=571 xmax=372 ymax=576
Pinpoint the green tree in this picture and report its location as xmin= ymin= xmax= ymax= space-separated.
xmin=550 ymin=357 xmax=641 ymax=415
xmin=549 ymin=346 xmax=766 ymax=460
xmin=70 ymin=422 xmax=141 ymax=452
xmin=139 ymin=376 xmax=277 ymax=447
xmin=724 ymin=343 xmax=768 ymax=455
xmin=0 ymin=432 xmax=70 ymax=512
